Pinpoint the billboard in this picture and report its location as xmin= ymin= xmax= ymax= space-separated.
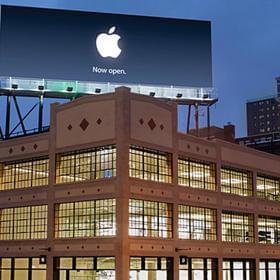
xmin=0 ymin=6 xmax=212 ymax=87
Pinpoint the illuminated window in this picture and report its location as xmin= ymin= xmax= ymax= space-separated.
xmin=221 ymin=167 xmax=253 ymax=196
xmin=258 ymin=216 xmax=280 ymax=244
xmin=54 ymin=199 xmax=116 ymax=238
xmin=257 ymin=175 xmax=280 ymax=201
xmin=130 ymin=257 xmax=173 ymax=280
xmin=179 ymin=258 xmax=218 ymax=280
xmin=56 ymin=145 xmax=116 ymax=184
xmin=129 ymin=146 xmax=172 ymax=183
xmin=54 ymin=257 xmax=115 ymax=279
xmin=0 ymin=157 xmax=49 ymax=191
xmin=178 ymin=157 xmax=216 ymax=190
xmin=0 ymin=257 xmax=46 ymax=280
xmin=222 ymin=211 xmax=254 ymax=243
xmin=259 ymin=260 xmax=280 ymax=280
xmin=129 ymin=199 xmax=172 ymax=238
xmin=178 ymin=205 xmax=217 ymax=241
xmin=223 ymin=260 xmax=255 ymax=280
xmin=0 ymin=205 xmax=48 ymax=240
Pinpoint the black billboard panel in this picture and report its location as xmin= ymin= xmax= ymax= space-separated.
xmin=0 ymin=6 xmax=212 ymax=87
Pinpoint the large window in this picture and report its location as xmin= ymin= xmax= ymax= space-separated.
xmin=178 ymin=205 xmax=217 ymax=241
xmin=179 ymin=258 xmax=218 ymax=280
xmin=0 ymin=205 xmax=47 ymax=240
xmin=178 ymin=158 xmax=216 ymax=190
xmin=260 ymin=260 xmax=280 ymax=280
xmin=55 ymin=199 xmax=116 ymax=238
xmin=223 ymin=260 xmax=255 ymax=280
xmin=0 ymin=257 xmax=46 ymax=280
xmin=257 ymin=175 xmax=280 ymax=201
xmin=0 ymin=157 xmax=49 ymax=191
xmin=222 ymin=211 xmax=254 ymax=243
xmin=129 ymin=199 xmax=173 ymax=238
xmin=258 ymin=216 xmax=280 ymax=244
xmin=221 ymin=167 xmax=253 ymax=196
xmin=56 ymin=145 xmax=116 ymax=184
xmin=54 ymin=257 xmax=115 ymax=280
xmin=129 ymin=146 xmax=172 ymax=183
xmin=130 ymin=257 xmax=173 ymax=280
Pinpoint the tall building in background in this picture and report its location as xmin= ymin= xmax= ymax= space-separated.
xmin=276 ymin=76 xmax=280 ymax=97
xmin=246 ymin=96 xmax=280 ymax=136
xmin=241 ymin=77 xmax=280 ymax=155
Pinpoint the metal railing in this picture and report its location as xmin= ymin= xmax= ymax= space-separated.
xmin=0 ymin=76 xmax=217 ymax=102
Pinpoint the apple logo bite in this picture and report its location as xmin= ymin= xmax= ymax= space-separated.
xmin=96 ymin=26 xmax=122 ymax=58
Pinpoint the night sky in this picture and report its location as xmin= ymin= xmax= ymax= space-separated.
xmin=1 ymin=0 xmax=280 ymax=136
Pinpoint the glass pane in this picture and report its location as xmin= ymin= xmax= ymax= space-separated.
xmin=14 ymin=259 xmax=29 ymax=269
xmin=97 ymin=257 xmax=115 ymax=270
xmin=76 ymin=258 xmax=94 ymax=269
xmin=59 ymin=258 xmax=73 ymax=269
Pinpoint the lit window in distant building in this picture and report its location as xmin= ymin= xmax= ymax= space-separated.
xmin=222 ymin=211 xmax=254 ymax=243
xmin=257 ymin=175 xmax=280 ymax=201
xmin=0 ymin=205 xmax=48 ymax=240
xmin=258 ymin=216 xmax=280 ymax=244
xmin=178 ymin=157 xmax=216 ymax=190
xmin=178 ymin=205 xmax=217 ymax=240
xmin=55 ymin=145 xmax=116 ymax=184
xmin=129 ymin=146 xmax=172 ymax=183
xmin=54 ymin=199 xmax=116 ymax=238
xmin=0 ymin=157 xmax=49 ymax=190
xmin=221 ymin=167 xmax=253 ymax=196
xmin=129 ymin=199 xmax=172 ymax=238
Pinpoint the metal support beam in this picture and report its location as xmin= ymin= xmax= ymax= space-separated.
xmin=10 ymin=103 xmax=38 ymax=135
xmin=38 ymin=95 xmax=44 ymax=132
xmin=0 ymin=125 xmax=4 ymax=140
xmin=194 ymin=102 xmax=199 ymax=136
xmin=5 ymin=95 xmax=11 ymax=139
xmin=207 ymin=105 xmax=210 ymax=139
xmin=186 ymin=104 xmax=191 ymax=133
xmin=13 ymin=96 xmax=27 ymax=135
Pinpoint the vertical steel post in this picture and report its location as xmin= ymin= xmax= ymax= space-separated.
xmin=207 ymin=105 xmax=211 ymax=139
xmin=38 ymin=95 xmax=44 ymax=132
xmin=5 ymin=94 xmax=11 ymax=139
xmin=186 ymin=104 xmax=191 ymax=133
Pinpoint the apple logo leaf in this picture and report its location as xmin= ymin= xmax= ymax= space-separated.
xmin=108 ymin=26 xmax=116 ymax=34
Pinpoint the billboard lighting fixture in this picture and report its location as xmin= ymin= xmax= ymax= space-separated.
xmin=149 ymin=92 xmax=156 ymax=97
xmin=38 ymin=85 xmax=44 ymax=91
xmin=203 ymin=94 xmax=209 ymax=99
xmin=66 ymin=87 xmax=73 ymax=92
xmin=176 ymin=93 xmax=182 ymax=98
xmin=95 ymin=88 xmax=101 ymax=93
xmin=11 ymin=84 xmax=18 ymax=90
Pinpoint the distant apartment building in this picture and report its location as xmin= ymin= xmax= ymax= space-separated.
xmin=246 ymin=96 xmax=280 ymax=136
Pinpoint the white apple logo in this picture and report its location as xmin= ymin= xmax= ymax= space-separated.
xmin=96 ymin=26 xmax=122 ymax=58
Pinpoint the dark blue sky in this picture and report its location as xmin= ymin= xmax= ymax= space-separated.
xmin=1 ymin=0 xmax=280 ymax=136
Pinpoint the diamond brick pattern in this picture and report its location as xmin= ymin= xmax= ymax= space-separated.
xmin=21 ymin=146 xmax=25 ymax=152
xmin=160 ymin=124 xmax=164 ymax=130
xmin=148 ymin=118 xmax=156 ymax=130
xmin=67 ymin=124 xmax=73 ymax=131
xmin=96 ymin=118 xmax=102 ymax=125
xmin=80 ymin=118 xmax=89 ymax=131
xmin=33 ymin=144 xmax=38 ymax=150
xmin=9 ymin=148 xmax=13 ymax=154
xmin=139 ymin=118 xmax=144 ymax=125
